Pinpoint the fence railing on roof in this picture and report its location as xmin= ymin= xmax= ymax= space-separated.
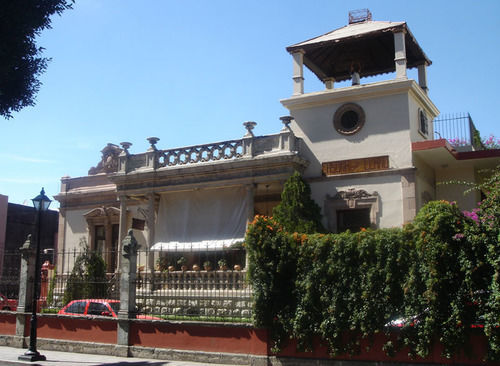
xmin=433 ymin=113 xmax=483 ymax=151
xmin=118 ymin=124 xmax=298 ymax=174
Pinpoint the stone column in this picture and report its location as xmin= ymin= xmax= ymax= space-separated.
xmin=292 ymin=50 xmax=305 ymax=95
xmin=279 ymin=116 xmax=295 ymax=152
xmin=146 ymin=193 xmax=156 ymax=290
xmin=242 ymin=121 xmax=256 ymax=157
xmin=116 ymin=229 xmax=138 ymax=357
xmin=15 ymin=235 xmax=36 ymax=348
xmin=418 ymin=64 xmax=428 ymax=93
xmin=117 ymin=195 xmax=127 ymax=272
xmin=393 ymin=31 xmax=407 ymax=79
xmin=245 ymin=185 xmax=254 ymax=269
xmin=104 ymin=216 xmax=113 ymax=272
xmin=118 ymin=142 xmax=132 ymax=173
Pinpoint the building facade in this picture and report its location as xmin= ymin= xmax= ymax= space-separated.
xmin=54 ymin=12 xmax=500 ymax=274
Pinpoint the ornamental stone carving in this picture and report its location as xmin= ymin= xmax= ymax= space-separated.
xmin=333 ymin=188 xmax=374 ymax=208
xmin=88 ymin=143 xmax=123 ymax=175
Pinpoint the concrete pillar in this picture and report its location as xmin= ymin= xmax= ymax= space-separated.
xmin=116 ymin=229 xmax=139 ymax=356
xmin=15 ymin=235 xmax=36 ymax=347
xmin=393 ymin=31 xmax=407 ymax=79
xmin=418 ymin=64 xmax=428 ymax=93
xmin=292 ymin=50 xmax=305 ymax=95
xmin=324 ymin=77 xmax=335 ymax=90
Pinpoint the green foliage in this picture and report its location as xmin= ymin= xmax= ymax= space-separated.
xmin=46 ymin=266 xmax=57 ymax=307
xmin=0 ymin=0 xmax=73 ymax=118
xmin=401 ymin=201 xmax=487 ymax=358
xmin=63 ymin=239 xmax=108 ymax=305
xmin=464 ymin=165 xmax=500 ymax=359
xmin=272 ymin=171 xmax=324 ymax=234
xmin=246 ymin=215 xmax=297 ymax=351
xmin=156 ymin=255 xmax=170 ymax=271
xmin=246 ymin=173 xmax=500 ymax=361
xmin=293 ymin=228 xmax=411 ymax=355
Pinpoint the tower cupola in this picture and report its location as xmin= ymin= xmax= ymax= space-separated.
xmin=287 ymin=9 xmax=431 ymax=94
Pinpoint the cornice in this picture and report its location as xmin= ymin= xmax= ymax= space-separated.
xmin=280 ymin=79 xmax=439 ymax=115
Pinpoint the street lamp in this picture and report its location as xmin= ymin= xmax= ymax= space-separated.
xmin=18 ymin=188 xmax=51 ymax=362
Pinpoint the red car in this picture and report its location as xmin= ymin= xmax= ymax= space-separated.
xmin=0 ymin=293 xmax=17 ymax=311
xmin=58 ymin=299 xmax=159 ymax=319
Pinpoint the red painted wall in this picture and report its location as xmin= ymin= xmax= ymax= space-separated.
xmin=2 ymin=314 xmax=494 ymax=365
xmin=35 ymin=316 xmax=117 ymax=344
xmin=129 ymin=322 xmax=268 ymax=356
xmin=0 ymin=313 xmax=16 ymax=335
xmin=276 ymin=332 xmax=490 ymax=366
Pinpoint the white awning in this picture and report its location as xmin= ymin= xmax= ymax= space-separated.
xmin=153 ymin=186 xmax=248 ymax=251
xmin=151 ymin=238 xmax=244 ymax=252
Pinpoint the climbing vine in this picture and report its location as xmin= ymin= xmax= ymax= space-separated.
xmin=245 ymin=167 xmax=500 ymax=361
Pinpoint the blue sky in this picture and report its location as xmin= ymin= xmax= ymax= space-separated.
xmin=1 ymin=0 xmax=499 ymax=208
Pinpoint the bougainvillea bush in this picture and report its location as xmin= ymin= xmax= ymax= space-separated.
xmin=245 ymin=167 xmax=500 ymax=360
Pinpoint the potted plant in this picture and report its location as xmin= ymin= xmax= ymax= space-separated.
xmin=192 ymin=264 xmax=200 ymax=271
xmin=156 ymin=256 xmax=169 ymax=272
xmin=177 ymin=256 xmax=187 ymax=271
xmin=233 ymin=264 xmax=241 ymax=271
xmin=203 ymin=261 xmax=212 ymax=271
xmin=218 ymin=258 xmax=228 ymax=271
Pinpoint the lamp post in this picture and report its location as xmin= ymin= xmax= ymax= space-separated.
xmin=18 ymin=188 xmax=51 ymax=362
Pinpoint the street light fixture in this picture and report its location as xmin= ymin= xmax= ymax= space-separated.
xmin=18 ymin=188 xmax=51 ymax=362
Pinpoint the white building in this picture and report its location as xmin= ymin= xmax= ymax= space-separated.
xmin=55 ymin=11 xmax=500 ymax=273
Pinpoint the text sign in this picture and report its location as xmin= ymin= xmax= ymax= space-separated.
xmin=322 ymin=156 xmax=389 ymax=176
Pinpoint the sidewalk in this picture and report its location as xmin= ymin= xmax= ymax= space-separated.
xmin=0 ymin=346 xmax=235 ymax=366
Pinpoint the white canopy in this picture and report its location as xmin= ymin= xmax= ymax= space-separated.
xmin=151 ymin=186 xmax=248 ymax=252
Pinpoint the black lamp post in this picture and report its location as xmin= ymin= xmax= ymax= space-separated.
xmin=18 ymin=188 xmax=51 ymax=362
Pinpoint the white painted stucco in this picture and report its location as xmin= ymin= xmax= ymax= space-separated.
xmin=310 ymin=173 xmax=404 ymax=230
xmin=413 ymin=155 xmax=436 ymax=209
xmin=435 ymin=167 xmax=480 ymax=211
xmin=64 ymin=208 xmax=89 ymax=251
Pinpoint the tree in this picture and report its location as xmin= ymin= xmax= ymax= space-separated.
xmin=63 ymin=239 xmax=107 ymax=305
xmin=0 ymin=0 xmax=73 ymax=119
xmin=273 ymin=171 xmax=324 ymax=233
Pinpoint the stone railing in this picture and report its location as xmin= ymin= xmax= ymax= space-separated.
xmin=147 ymin=270 xmax=248 ymax=291
xmin=117 ymin=118 xmax=298 ymax=174
xmin=158 ymin=139 xmax=243 ymax=167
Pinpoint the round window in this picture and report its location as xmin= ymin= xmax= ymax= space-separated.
xmin=333 ymin=103 xmax=365 ymax=135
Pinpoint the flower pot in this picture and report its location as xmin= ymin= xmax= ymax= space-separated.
xmin=168 ymin=265 xmax=175 ymax=272
xmin=233 ymin=264 xmax=241 ymax=271
xmin=181 ymin=265 xmax=188 ymax=271
xmin=193 ymin=264 xmax=200 ymax=271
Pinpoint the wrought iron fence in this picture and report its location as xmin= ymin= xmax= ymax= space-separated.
xmin=433 ymin=113 xmax=483 ymax=150
xmin=0 ymin=250 xmax=21 ymax=300
xmin=36 ymin=246 xmax=252 ymax=322
xmin=136 ymin=247 xmax=251 ymax=322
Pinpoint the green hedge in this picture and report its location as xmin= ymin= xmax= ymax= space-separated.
xmin=246 ymin=196 xmax=499 ymax=360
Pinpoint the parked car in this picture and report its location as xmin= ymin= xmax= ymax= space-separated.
xmin=0 ymin=293 xmax=17 ymax=311
xmin=58 ymin=299 xmax=160 ymax=319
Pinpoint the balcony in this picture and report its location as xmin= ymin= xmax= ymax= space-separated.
xmin=433 ymin=113 xmax=483 ymax=151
